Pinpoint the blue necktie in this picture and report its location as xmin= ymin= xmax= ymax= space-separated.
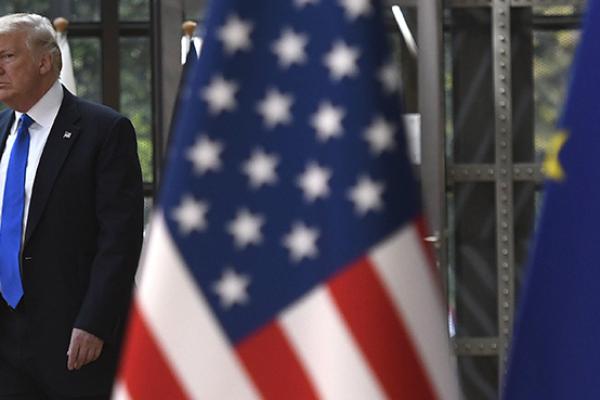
xmin=0 ymin=114 xmax=33 ymax=308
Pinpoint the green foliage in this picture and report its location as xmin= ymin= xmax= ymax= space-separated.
xmin=119 ymin=0 xmax=149 ymax=21
xmin=120 ymin=37 xmax=153 ymax=183
xmin=533 ymin=30 xmax=580 ymax=160
xmin=70 ymin=38 xmax=101 ymax=102
xmin=70 ymin=0 xmax=100 ymax=22
xmin=0 ymin=0 xmax=146 ymax=21
xmin=0 ymin=0 xmax=50 ymax=15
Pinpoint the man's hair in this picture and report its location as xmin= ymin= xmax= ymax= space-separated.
xmin=0 ymin=13 xmax=62 ymax=77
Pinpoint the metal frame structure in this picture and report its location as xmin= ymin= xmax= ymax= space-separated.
xmin=491 ymin=0 xmax=515 ymax=377
xmin=156 ymin=0 xmax=582 ymax=397
xmin=401 ymin=0 xmax=583 ymax=396
xmin=449 ymin=0 xmax=583 ymax=6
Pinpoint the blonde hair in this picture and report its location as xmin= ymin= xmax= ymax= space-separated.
xmin=0 ymin=13 xmax=62 ymax=77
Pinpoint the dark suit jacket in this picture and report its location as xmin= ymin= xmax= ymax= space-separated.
xmin=0 ymin=88 xmax=144 ymax=396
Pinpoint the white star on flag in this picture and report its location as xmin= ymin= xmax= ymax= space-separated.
xmin=378 ymin=60 xmax=401 ymax=94
xmin=217 ymin=14 xmax=253 ymax=54
xmin=324 ymin=41 xmax=360 ymax=81
xmin=212 ymin=268 xmax=251 ymax=309
xmin=257 ymin=88 xmax=294 ymax=128
xmin=364 ymin=116 xmax=396 ymax=155
xmin=171 ymin=195 xmax=209 ymax=235
xmin=227 ymin=209 xmax=265 ymax=249
xmin=338 ymin=0 xmax=372 ymax=19
xmin=297 ymin=162 xmax=332 ymax=202
xmin=283 ymin=222 xmax=319 ymax=262
xmin=311 ymin=101 xmax=345 ymax=141
xmin=186 ymin=135 xmax=224 ymax=175
xmin=201 ymin=75 xmax=239 ymax=114
xmin=242 ymin=148 xmax=279 ymax=189
xmin=272 ymin=28 xmax=309 ymax=68
xmin=118 ymin=0 xmax=461 ymax=398
xmin=348 ymin=175 xmax=385 ymax=215
xmin=294 ymin=0 xmax=319 ymax=8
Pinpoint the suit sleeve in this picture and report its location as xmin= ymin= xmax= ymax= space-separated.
xmin=74 ymin=116 xmax=144 ymax=342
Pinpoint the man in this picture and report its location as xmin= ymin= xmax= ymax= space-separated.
xmin=0 ymin=13 xmax=143 ymax=399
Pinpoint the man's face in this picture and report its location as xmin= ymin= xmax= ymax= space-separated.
xmin=0 ymin=31 xmax=44 ymax=111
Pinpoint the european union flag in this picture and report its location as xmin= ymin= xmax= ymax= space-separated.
xmin=504 ymin=0 xmax=600 ymax=398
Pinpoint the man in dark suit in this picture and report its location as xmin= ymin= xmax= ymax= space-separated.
xmin=0 ymin=13 xmax=144 ymax=399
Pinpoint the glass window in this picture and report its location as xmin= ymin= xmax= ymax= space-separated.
xmin=119 ymin=0 xmax=149 ymax=21
xmin=458 ymin=356 xmax=498 ymax=400
xmin=533 ymin=30 xmax=580 ymax=162
xmin=448 ymin=8 xmax=495 ymax=164
xmin=120 ymin=37 xmax=153 ymax=183
xmin=513 ymin=181 xmax=536 ymax=304
xmin=69 ymin=0 xmax=100 ymax=22
xmin=70 ymin=37 xmax=102 ymax=102
xmin=0 ymin=1 xmax=50 ymax=15
xmin=448 ymin=183 xmax=498 ymax=337
xmin=533 ymin=5 xmax=585 ymax=16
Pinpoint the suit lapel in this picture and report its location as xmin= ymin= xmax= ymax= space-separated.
xmin=0 ymin=110 xmax=15 ymax=155
xmin=24 ymin=91 xmax=81 ymax=244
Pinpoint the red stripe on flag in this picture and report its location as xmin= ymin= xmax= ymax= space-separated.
xmin=237 ymin=322 xmax=319 ymax=400
xmin=119 ymin=302 xmax=189 ymax=400
xmin=329 ymin=257 xmax=438 ymax=399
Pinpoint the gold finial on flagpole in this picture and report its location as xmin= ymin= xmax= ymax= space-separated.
xmin=53 ymin=17 xmax=70 ymax=33
xmin=182 ymin=21 xmax=197 ymax=38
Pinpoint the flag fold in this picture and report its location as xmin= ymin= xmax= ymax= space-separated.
xmin=117 ymin=1 xmax=459 ymax=399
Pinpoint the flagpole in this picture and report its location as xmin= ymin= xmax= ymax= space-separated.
xmin=181 ymin=20 xmax=197 ymax=65
xmin=418 ymin=0 xmax=447 ymax=302
xmin=53 ymin=17 xmax=77 ymax=95
xmin=53 ymin=16 xmax=69 ymax=34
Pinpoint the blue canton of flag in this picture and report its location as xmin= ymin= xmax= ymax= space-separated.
xmin=504 ymin=0 xmax=600 ymax=398
xmin=168 ymin=0 xmax=418 ymax=345
xmin=117 ymin=1 xmax=459 ymax=399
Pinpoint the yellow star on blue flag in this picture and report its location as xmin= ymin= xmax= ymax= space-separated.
xmin=541 ymin=132 xmax=567 ymax=181
xmin=505 ymin=0 xmax=600 ymax=398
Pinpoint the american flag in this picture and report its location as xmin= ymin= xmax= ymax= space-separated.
xmin=115 ymin=0 xmax=459 ymax=398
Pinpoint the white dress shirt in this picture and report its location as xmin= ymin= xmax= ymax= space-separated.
xmin=0 ymin=80 xmax=64 ymax=231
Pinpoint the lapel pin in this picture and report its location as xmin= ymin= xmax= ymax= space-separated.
xmin=63 ymin=131 xmax=72 ymax=139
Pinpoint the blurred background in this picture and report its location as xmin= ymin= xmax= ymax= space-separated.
xmin=0 ymin=1 xmax=584 ymax=398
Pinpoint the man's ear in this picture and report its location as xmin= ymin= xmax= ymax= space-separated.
xmin=38 ymin=51 xmax=54 ymax=75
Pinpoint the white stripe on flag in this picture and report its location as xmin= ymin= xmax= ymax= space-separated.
xmin=111 ymin=381 xmax=131 ymax=400
xmin=370 ymin=224 xmax=460 ymax=400
xmin=137 ymin=213 xmax=260 ymax=400
xmin=280 ymin=287 xmax=386 ymax=400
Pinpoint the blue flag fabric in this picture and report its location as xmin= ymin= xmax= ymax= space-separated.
xmin=117 ymin=1 xmax=461 ymax=397
xmin=504 ymin=1 xmax=600 ymax=398
xmin=161 ymin=0 xmax=419 ymax=344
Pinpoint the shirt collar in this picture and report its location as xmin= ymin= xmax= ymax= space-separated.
xmin=14 ymin=80 xmax=64 ymax=130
